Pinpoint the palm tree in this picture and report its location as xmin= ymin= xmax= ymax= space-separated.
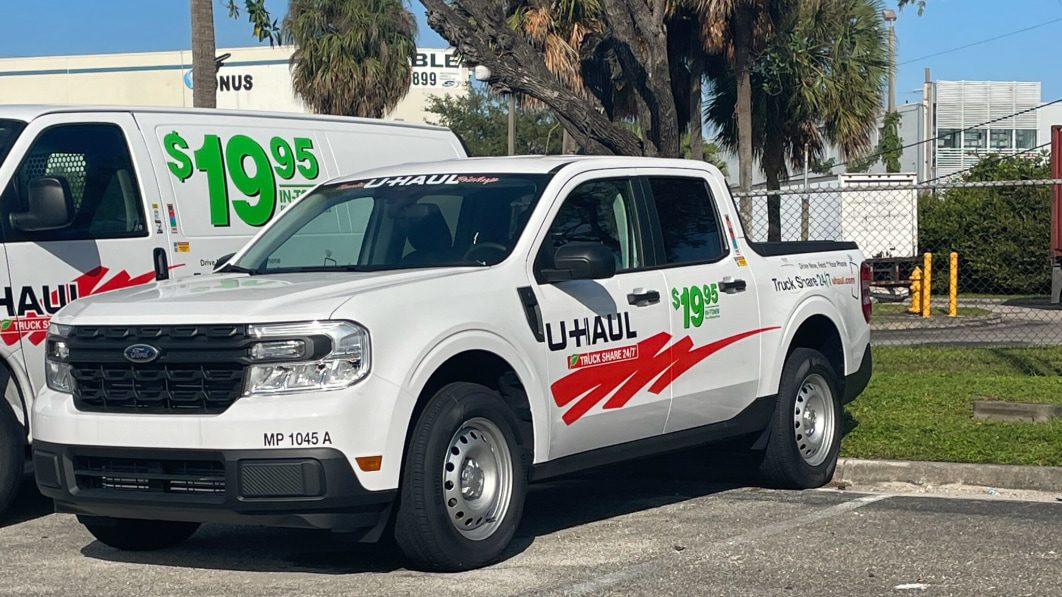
xmin=284 ymin=0 xmax=418 ymax=118
xmin=706 ymin=0 xmax=889 ymax=241
xmin=695 ymin=0 xmax=785 ymax=198
xmin=191 ymin=0 xmax=218 ymax=108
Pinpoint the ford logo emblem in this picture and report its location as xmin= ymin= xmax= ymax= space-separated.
xmin=123 ymin=344 xmax=160 ymax=364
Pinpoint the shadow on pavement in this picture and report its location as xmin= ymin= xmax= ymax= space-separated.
xmin=0 ymin=477 xmax=53 ymax=530
xmin=80 ymin=447 xmax=758 ymax=575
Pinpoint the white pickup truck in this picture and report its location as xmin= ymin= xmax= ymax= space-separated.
xmin=32 ymin=156 xmax=872 ymax=571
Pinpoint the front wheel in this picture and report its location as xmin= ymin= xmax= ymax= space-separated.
xmin=79 ymin=516 xmax=200 ymax=551
xmin=394 ymin=382 xmax=528 ymax=571
xmin=759 ymin=348 xmax=842 ymax=489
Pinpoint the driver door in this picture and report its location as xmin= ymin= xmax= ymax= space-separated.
xmin=531 ymin=174 xmax=671 ymax=459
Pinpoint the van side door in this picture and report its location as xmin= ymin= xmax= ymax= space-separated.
xmin=529 ymin=173 xmax=671 ymax=459
xmin=639 ymin=173 xmax=768 ymax=433
xmin=0 ymin=113 xmax=164 ymax=397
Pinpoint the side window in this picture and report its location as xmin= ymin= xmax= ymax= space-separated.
xmin=647 ymin=177 xmax=726 ymax=265
xmin=540 ymin=178 xmax=641 ymax=271
xmin=0 ymin=124 xmax=147 ymax=242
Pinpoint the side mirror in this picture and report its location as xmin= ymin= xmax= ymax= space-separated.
xmin=213 ymin=253 xmax=236 ymax=272
xmin=539 ymin=242 xmax=617 ymax=283
xmin=10 ymin=177 xmax=74 ymax=232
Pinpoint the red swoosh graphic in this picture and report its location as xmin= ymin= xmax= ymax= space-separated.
xmin=550 ymin=327 xmax=779 ymax=425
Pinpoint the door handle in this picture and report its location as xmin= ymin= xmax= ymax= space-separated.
xmin=627 ymin=288 xmax=661 ymax=307
xmin=153 ymin=248 xmax=170 ymax=281
xmin=719 ymin=278 xmax=747 ymax=294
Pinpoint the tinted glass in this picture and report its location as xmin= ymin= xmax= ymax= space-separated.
xmin=648 ymin=177 xmax=725 ymax=265
xmin=539 ymin=178 xmax=641 ymax=271
xmin=0 ymin=120 xmax=24 ymax=167
xmin=235 ymin=174 xmax=546 ymax=273
xmin=0 ymin=124 xmax=147 ymax=242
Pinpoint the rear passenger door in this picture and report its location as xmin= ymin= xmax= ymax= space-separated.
xmin=640 ymin=175 xmax=765 ymax=433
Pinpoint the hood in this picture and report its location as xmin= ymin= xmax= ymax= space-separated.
xmin=55 ymin=268 xmax=476 ymax=326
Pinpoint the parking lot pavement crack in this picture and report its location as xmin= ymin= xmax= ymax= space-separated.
xmin=538 ymin=494 xmax=892 ymax=596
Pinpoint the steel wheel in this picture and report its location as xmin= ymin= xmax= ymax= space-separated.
xmin=793 ymin=373 xmax=836 ymax=467
xmin=441 ymin=417 xmax=514 ymax=541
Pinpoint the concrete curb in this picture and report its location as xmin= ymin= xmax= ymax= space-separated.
xmin=835 ymin=458 xmax=1062 ymax=492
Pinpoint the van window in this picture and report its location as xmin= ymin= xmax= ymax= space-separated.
xmin=0 ymin=124 xmax=147 ymax=242
xmin=0 ymin=120 xmax=24 ymax=167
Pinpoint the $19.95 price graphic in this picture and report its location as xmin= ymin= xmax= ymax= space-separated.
xmin=164 ymin=131 xmax=321 ymax=227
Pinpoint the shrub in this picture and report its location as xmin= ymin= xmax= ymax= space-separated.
xmin=918 ymin=153 xmax=1052 ymax=295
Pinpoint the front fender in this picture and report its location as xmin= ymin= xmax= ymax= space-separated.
xmin=388 ymin=329 xmax=550 ymax=466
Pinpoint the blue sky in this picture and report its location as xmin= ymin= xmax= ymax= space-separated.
xmin=4 ymin=0 xmax=1062 ymax=101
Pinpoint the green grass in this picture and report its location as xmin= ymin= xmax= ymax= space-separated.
xmin=873 ymin=303 xmax=992 ymax=317
xmin=840 ymin=346 xmax=1062 ymax=466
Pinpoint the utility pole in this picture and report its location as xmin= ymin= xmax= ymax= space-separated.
xmin=882 ymin=9 xmax=897 ymax=114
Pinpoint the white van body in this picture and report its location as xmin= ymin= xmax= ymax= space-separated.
xmin=0 ymin=106 xmax=465 ymax=509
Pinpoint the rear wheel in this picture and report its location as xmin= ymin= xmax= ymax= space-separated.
xmin=759 ymin=348 xmax=842 ymax=489
xmin=394 ymin=382 xmax=528 ymax=571
xmin=0 ymin=373 xmax=26 ymax=516
xmin=79 ymin=516 xmax=200 ymax=551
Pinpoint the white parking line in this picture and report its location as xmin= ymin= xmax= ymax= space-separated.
xmin=554 ymin=494 xmax=891 ymax=596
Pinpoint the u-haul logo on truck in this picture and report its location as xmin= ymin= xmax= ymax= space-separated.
xmin=0 ymin=266 xmax=156 ymax=346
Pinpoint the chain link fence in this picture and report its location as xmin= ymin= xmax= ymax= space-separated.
xmin=734 ymin=177 xmax=1062 ymax=375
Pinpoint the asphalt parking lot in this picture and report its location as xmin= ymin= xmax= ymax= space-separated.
xmin=1 ymin=453 xmax=1059 ymax=597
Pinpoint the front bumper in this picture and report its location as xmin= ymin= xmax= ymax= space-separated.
xmin=33 ymin=441 xmax=395 ymax=535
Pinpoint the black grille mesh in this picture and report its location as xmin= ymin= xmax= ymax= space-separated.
xmin=67 ymin=324 xmax=250 ymax=414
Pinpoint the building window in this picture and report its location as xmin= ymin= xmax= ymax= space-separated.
xmin=937 ymin=129 xmax=961 ymax=148
xmin=990 ymin=129 xmax=1013 ymax=150
xmin=963 ymin=129 xmax=987 ymax=149
xmin=1016 ymin=129 xmax=1037 ymax=149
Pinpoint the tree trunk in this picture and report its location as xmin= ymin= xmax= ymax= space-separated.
xmin=733 ymin=7 xmax=754 ymax=226
xmin=763 ymin=137 xmax=785 ymax=242
xmin=689 ymin=50 xmax=704 ymax=161
xmin=191 ymin=0 xmax=217 ymax=109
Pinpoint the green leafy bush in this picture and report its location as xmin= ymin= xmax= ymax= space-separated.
xmin=918 ymin=153 xmax=1052 ymax=294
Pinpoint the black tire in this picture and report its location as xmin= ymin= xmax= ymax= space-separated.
xmin=0 ymin=379 xmax=26 ymax=517
xmin=759 ymin=348 xmax=842 ymax=489
xmin=79 ymin=516 xmax=200 ymax=551
xmin=394 ymin=382 xmax=528 ymax=571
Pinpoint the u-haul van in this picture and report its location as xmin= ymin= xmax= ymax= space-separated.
xmin=0 ymin=105 xmax=466 ymax=512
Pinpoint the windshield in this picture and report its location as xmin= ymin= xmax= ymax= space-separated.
xmin=0 ymin=120 xmax=26 ymax=167
xmin=233 ymin=173 xmax=549 ymax=273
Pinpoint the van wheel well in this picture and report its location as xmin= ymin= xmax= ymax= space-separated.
xmin=413 ymin=351 xmax=533 ymax=450
xmin=786 ymin=315 xmax=845 ymax=390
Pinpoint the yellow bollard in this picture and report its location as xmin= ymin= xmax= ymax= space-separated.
xmin=948 ymin=252 xmax=958 ymax=317
xmin=908 ymin=267 xmax=922 ymax=314
xmin=921 ymin=252 xmax=932 ymax=318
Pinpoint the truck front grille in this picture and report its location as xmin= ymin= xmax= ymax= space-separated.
xmin=66 ymin=324 xmax=251 ymax=414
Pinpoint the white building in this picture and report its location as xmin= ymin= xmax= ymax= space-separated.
xmin=715 ymin=79 xmax=1048 ymax=186
xmin=929 ymin=80 xmax=1041 ymax=180
xmin=0 ymin=45 xmax=469 ymax=124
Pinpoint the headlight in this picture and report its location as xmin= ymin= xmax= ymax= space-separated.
xmin=45 ymin=323 xmax=75 ymax=393
xmin=245 ymin=321 xmax=370 ymax=395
